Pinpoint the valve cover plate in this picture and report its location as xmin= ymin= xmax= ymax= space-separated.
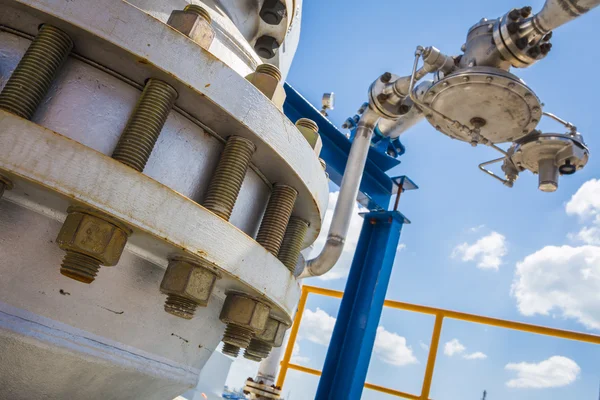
xmin=424 ymin=67 xmax=541 ymax=144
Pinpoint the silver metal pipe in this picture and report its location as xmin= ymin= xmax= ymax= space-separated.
xmin=478 ymin=156 xmax=512 ymax=187
xmin=299 ymin=109 xmax=379 ymax=279
xmin=256 ymin=344 xmax=284 ymax=386
xmin=534 ymin=0 xmax=600 ymax=33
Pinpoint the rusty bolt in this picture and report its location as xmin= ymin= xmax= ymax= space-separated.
xmin=254 ymin=35 xmax=280 ymax=59
xmin=245 ymin=63 xmax=286 ymax=109
xmin=160 ymin=255 xmax=221 ymax=319
xmin=244 ymin=315 xmax=289 ymax=361
xmin=295 ymin=118 xmax=322 ymax=156
xmin=167 ymin=5 xmax=214 ymax=50
xmin=56 ymin=206 xmax=132 ymax=284
xmin=256 ymin=184 xmax=298 ymax=256
xmin=260 ymin=0 xmax=287 ymax=25
xmin=277 ymin=217 xmax=309 ymax=274
xmin=0 ymin=175 xmax=13 ymax=200
xmin=219 ymin=292 xmax=270 ymax=357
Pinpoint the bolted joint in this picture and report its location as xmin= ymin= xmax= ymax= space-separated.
xmin=255 ymin=315 xmax=289 ymax=347
xmin=245 ymin=64 xmax=286 ymax=109
xmin=254 ymin=35 xmax=280 ymax=59
xmin=256 ymin=184 xmax=298 ymax=256
xmin=219 ymin=292 xmax=271 ymax=356
xmin=56 ymin=206 xmax=132 ymax=284
xmin=160 ymin=255 xmax=221 ymax=319
xmin=295 ymin=118 xmax=322 ymax=156
xmin=0 ymin=175 xmax=14 ymax=200
xmin=167 ymin=5 xmax=214 ymax=50
xmin=222 ymin=343 xmax=241 ymax=358
xmin=112 ymin=79 xmax=178 ymax=172
xmin=0 ymin=24 xmax=73 ymax=120
xmin=260 ymin=0 xmax=287 ymax=25
xmin=203 ymin=136 xmax=256 ymax=221
xmin=277 ymin=217 xmax=309 ymax=274
xmin=244 ymin=339 xmax=272 ymax=361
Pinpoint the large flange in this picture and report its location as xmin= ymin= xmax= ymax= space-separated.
xmin=423 ymin=66 xmax=541 ymax=144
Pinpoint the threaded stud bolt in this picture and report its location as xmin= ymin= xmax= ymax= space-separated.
xmin=255 ymin=63 xmax=282 ymax=82
xmin=183 ymin=4 xmax=212 ymax=23
xmin=164 ymin=294 xmax=198 ymax=320
xmin=0 ymin=25 xmax=73 ymax=120
xmin=112 ymin=79 xmax=178 ymax=172
xmin=256 ymin=184 xmax=298 ymax=255
xmin=60 ymin=252 xmax=101 ymax=284
xmin=204 ymin=136 xmax=256 ymax=220
xmin=221 ymin=324 xmax=254 ymax=358
xmin=244 ymin=338 xmax=273 ymax=361
xmin=222 ymin=343 xmax=240 ymax=357
xmin=277 ymin=217 xmax=308 ymax=273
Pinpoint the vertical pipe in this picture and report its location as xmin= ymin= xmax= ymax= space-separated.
xmin=276 ymin=287 xmax=309 ymax=388
xmin=420 ymin=314 xmax=444 ymax=400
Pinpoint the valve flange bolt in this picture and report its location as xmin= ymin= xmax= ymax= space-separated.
xmin=203 ymin=136 xmax=256 ymax=221
xmin=507 ymin=22 xmax=520 ymax=34
xmin=380 ymin=72 xmax=392 ymax=83
xmin=508 ymin=9 xmax=521 ymax=20
xmin=516 ymin=37 xmax=529 ymax=50
xmin=256 ymin=184 xmax=298 ymax=256
xmin=112 ymin=79 xmax=178 ymax=172
xmin=543 ymin=32 xmax=553 ymax=41
xmin=520 ymin=6 xmax=532 ymax=18
xmin=0 ymin=24 xmax=73 ymax=120
xmin=527 ymin=46 xmax=541 ymax=58
xmin=183 ymin=4 xmax=212 ymax=23
xmin=540 ymin=43 xmax=552 ymax=55
xmin=219 ymin=293 xmax=270 ymax=358
xmin=222 ymin=343 xmax=241 ymax=357
xmin=277 ymin=217 xmax=309 ymax=274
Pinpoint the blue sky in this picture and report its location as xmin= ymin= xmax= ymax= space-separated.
xmin=225 ymin=1 xmax=600 ymax=398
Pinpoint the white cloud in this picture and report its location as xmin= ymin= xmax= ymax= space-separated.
xmin=566 ymin=179 xmax=600 ymax=222
xmin=373 ymin=326 xmax=418 ymax=366
xmin=299 ymin=308 xmax=336 ymax=345
xmin=419 ymin=340 xmax=429 ymax=351
xmin=469 ymin=225 xmax=485 ymax=232
xmin=505 ymin=356 xmax=580 ymax=389
xmin=571 ymin=226 xmax=600 ymax=245
xmin=452 ymin=231 xmax=507 ymax=270
xmin=463 ymin=352 xmax=487 ymax=360
xmin=512 ymin=245 xmax=600 ymax=330
xmin=443 ymin=339 xmax=466 ymax=356
xmin=291 ymin=343 xmax=310 ymax=364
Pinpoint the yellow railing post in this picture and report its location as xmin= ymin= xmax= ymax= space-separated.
xmin=420 ymin=313 xmax=444 ymax=399
xmin=276 ymin=285 xmax=309 ymax=388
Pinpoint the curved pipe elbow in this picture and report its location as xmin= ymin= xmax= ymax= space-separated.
xmin=298 ymin=236 xmax=344 ymax=279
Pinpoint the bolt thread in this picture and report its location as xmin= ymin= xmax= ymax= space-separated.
xmin=0 ymin=25 xmax=73 ymax=120
xmin=256 ymin=184 xmax=298 ymax=256
xmin=203 ymin=136 xmax=256 ymax=220
xmin=243 ymin=351 xmax=262 ymax=362
xmin=223 ymin=324 xmax=254 ymax=349
xmin=112 ymin=79 xmax=178 ymax=172
xmin=295 ymin=118 xmax=319 ymax=133
xmin=222 ymin=343 xmax=240 ymax=358
xmin=164 ymin=294 xmax=198 ymax=320
xmin=60 ymin=251 xmax=101 ymax=284
xmin=256 ymin=63 xmax=282 ymax=82
xmin=245 ymin=339 xmax=272 ymax=359
xmin=277 ymin=217 xmax=308 ymax=273
xmin=183 ymin=4 xmax=212 ymax=23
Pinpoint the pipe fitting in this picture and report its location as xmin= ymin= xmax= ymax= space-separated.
xmin=112 ymin=79 xmax=178 ymax=172
xmin=160 ymin=255 xmax=221 ymax=319
xmin=256 ymin=184 xmax=298 ymax=256
xmin=219 ymin=292 xmax=271 ymax=357
xmin=245 ymin=64 xmax=286 ymax=109
xmin=0 ymin=24 xmax=72 ymax=120
xmin=277 ymin=217 xmax=309 ymax=274
xmin=56 ymin=207 xmax=132 ymax=284
xmin=167 ymin=5 xmax=215 ymax=50
xmin=0 ymin=175 xmax=14 ymax=200
xmin=295 ymin=118 xmax=322 ymax=156
xmin=203 ymin=136 xmax=256 ymax=221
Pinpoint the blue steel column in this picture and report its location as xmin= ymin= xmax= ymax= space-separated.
xmin=315 ymin=211 xmax=407 ymax=399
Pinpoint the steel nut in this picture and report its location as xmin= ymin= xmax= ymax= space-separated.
xmin=160 ymin=256 xmax=219 ymax=306
xmin=255 ymin=316 xmax=289 ymax=347
xmin=56 ymin=207 xmax=131 ymax=266
xmin=245 ymin=71 xmax=287 ymax=109
xmin=220 ymin=293 xmax=270 ymax=332
xmin=167 ymin=10 xmax=214 ymax=50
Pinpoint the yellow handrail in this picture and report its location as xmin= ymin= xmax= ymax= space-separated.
xmin=276 ymin=285 xmax=600 ymax=399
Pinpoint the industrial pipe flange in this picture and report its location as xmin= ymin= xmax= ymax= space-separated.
xmin=423 ymin=66 xmax=542 ymax=144
xmin=244 ymin=378 xmax=282 ymax=399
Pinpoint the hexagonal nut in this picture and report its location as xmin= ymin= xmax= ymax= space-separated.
xmin=245 ymin=72 xmax=286 ymax=109
xmin=167 ymin=10 xmax=214 ymax=50
xmin=160 ymin=256 xmax=220 ymax=306
xmin=255 ymin=316 xmax=289 ymax=347
xmin=220 ymin=292 xmax=270 ymax=332
xmin=260 ymin=0 xmax=287 ymax=25
xmin=56 ymin=207 xmax=131 ymax=266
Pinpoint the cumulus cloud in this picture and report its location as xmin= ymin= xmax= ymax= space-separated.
xmin=291 ymin=343 xmax=310 ymax=364
xmin=373 ymin=326 xmax=418 ymax=366
xmin=419 ymin=340 xmax=429 ymax=351
xmin=443 ymin=339 xmax=466 ymax=356
xmin=463 ymin=352 xmax=487 ymax=360
xmin=452 ymin=231 xmax=507 ymax=270
xmin=566 ymin=179 xmax=600 ymax=222
xmin=505 ymin=356 xmax=580 ymax=389
xmin=300 ymin=308 xmax=417 ymax=366
xmin=512 ymin=245 xmax=600 ymax=330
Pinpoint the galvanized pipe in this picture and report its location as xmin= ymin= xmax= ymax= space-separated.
xmin=203 ymin=136 xmax=256 ymax=220
xmin=299 ymin=109 xmax=379 ymax=278
xmin=256 ymin=184 xmax=298 ymax=256
xmin=0 ymin=25 xmax=72 ymax=119
xmin=112 ymin=79 xmax=178 ymax=172
xmin=534 ymin=0 xmax=600 ymax=33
